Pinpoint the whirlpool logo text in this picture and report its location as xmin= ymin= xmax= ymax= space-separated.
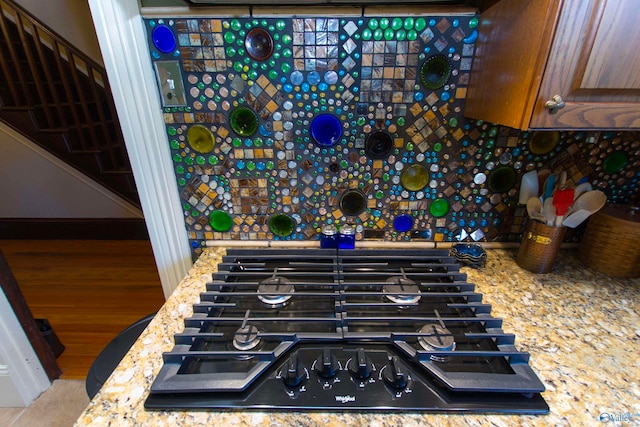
xmin=335 ymin=395 xmax=356 ymax=404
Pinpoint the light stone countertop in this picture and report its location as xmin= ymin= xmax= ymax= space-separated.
xmin=74 ymin=248 xmax=640 ymax=426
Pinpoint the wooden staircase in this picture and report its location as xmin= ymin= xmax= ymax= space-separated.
xmin=0 ymin=0 xmax=140 ymax=208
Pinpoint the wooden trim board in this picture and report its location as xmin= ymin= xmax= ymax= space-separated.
xmin=0 ymin=218 xmax=149 ymax=240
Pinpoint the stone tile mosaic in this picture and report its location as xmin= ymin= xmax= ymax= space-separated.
xmin=144 ymin=15 xmax=640 ymax=257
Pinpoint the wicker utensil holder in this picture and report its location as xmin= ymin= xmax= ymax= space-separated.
xmin=517 ymin=220 xmax=566 ymax=274
xmin=578 ymin=204 xmax=640 ymax=278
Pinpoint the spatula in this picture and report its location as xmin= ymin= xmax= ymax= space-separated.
xmin=518 ymin=170 xmax=539 ymax=205
xmin=543 ymin=173 xmax=555 ymax=200
xmin=553 ymin=188 xmax=575 ymax=226
xmin=543 ymin=197 xmax=556 ymax=226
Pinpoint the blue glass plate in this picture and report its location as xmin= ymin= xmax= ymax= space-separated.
xmin=393 ymin=214 xmax=414 ymax=232
xmin=310 ymin=114 xmax=342 ymax=146
xmin=152 ymin=25 xmax=176 ymax=54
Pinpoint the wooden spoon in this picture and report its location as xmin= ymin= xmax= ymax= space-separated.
xmin=526 ymin=197 xmax=545 ymax=223
xmin=564 ymin=190 xmax=606 ymax=226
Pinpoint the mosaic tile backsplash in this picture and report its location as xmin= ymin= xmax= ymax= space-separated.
xmin=143 ymin=12 xmax=640 ymax=257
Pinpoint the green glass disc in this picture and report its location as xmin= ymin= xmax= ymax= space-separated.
xmin=209 ymin=210 xmax=233 ymax=232
xmin=602 ymin=151 xmax=629 ymax=174
xmin=487 ymin=166 xmax=516 ymax=193
xmin=429 ymin=198 xmax=450 ymax=218
xmin=269 ymin=213 xmax=295 ymax=237
xmin=419 ymin=55 xmax=452 ymax=90
xmin=230 ymin=107 xmax=259 ymax=137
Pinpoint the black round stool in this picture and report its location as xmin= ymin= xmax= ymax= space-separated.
xmin=85 ymin=313 xmax=155 ymax=399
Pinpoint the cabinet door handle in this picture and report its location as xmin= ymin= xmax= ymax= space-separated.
xmin=545 ymin=95 xmax=565 ymax=114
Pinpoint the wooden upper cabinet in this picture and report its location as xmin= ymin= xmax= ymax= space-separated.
xmin=465 ymin=0 xmax=640 ymax=130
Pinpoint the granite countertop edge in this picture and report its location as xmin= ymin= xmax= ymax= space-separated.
xmin=74 ymin=248 xmax=640 ymax=427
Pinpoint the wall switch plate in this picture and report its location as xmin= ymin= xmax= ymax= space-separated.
xmin=154 ymin=61 xmax=187 ymax=107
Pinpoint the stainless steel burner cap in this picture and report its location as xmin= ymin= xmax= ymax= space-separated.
xmin=232 ymin=324 xmax=261 ymax=351
xmin=257 ymin=277 xmax=294 ymax=306
xmin=418 ymin=323 xmax=456 ymax=362
xmin=383 ymin=276 xmax=421 ymax=304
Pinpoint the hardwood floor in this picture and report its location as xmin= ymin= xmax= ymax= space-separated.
xmin=0 ymin=240 xmax=166 ymax=380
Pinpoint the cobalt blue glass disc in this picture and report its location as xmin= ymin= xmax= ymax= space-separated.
xmin=393 ymin=214 xmax=414 ymax=232
xmin=310 ymin=114 xmax=342 ymax=147
xmin=152 ymin=25 xmax=176 ymax=54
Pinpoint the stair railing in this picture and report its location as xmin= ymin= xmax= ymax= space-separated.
xmin=0 ymin=0 xmax=139 ymax=207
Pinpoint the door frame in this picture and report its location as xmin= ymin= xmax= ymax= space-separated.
xmin=88 ymin=0 xmax=193 ymax=299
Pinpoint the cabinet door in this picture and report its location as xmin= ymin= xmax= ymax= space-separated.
xmin=530 ymin=0 xmax=640 ymax=129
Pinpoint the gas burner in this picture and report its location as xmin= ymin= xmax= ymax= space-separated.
xmin=417 ymin=319 xmax=456 ymax=362
xmin=232 ymin=310 xmax=261 ymax=354
xmin=232 ymin=324 xmax=261 ymax=351
xmin=257 ymin=269 xmax=294 ymax=307
xmin=383 ymin=269 xmax=421 ymax=304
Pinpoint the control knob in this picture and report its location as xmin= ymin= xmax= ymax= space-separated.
xmin=315 ymin=348 xmax=339 ymax=379
xmin=382 ymin=356 xmax=408 ymax=389
xmin=349 ymin=348 xmax=373 ymax=380
xmin=282 ymin=352 xmax=305 ymax=387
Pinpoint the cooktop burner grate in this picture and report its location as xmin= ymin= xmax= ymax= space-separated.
xmin=145 ymin=249 xmax=548 ymax=413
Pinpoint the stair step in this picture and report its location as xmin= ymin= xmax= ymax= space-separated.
xmin=0 ymin=5 xmax=140 ymax=209
xmin=0 ymin=105 xmax=33 ymax=112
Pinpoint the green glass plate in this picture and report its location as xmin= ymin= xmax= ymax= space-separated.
xmin=602 ymin=151 xmax=628 ymax=174
xmin=429 ymin=198 xmax=450 ymax=218
xmin=230 ymin=107 xmax=259 ymax=137
xmin=487 ymin=166 xmax=516 ymax=193
xmin=269 ymin=213 xmax=295 ymax=237
xmin=419 ymin=55 xmax=452 ymax=90
xmin=209 ymin=210 xmax=233 ymax=232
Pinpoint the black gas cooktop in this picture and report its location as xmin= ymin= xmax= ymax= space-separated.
xmin=145 ymin=249 xmax=548 ymax=413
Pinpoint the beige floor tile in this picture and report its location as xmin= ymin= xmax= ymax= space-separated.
xmin=0 ymin=407 xmax=25 ymax=426
xmin=9 ymin=380 xmax=89 ymax=427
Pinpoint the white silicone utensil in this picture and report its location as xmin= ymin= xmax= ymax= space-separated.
xmin=518 ymin=170 xmax=539 ymax=205
xmin=543 ymin=197 xmax=556 ymax=226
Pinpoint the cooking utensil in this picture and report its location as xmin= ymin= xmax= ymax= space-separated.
xmin=561 ymin=209 xmax=592 ymax=228
xmin=543 ymin=173 xmax=555 ymax=200
xmin=562 ymin=190 xmax=606 ymax=228
xmin=526 ymin=197 xmax=545 ymax=223
xmin=543 ymin=197 xmax=556 ymax=226
xmin=573 ymin=182 xmax=592 ymax=200
xmin=536 ymin=169 xmax=551 ymax=197
xmin=555 ymin=170 xmax=567 ymax=191
xmin=580 ymin=189 xmax=606 ymax=210
xmin=552 ymin=188 xmax=574 ymax=226
xmin=518 ymin=170 xmax=539 ymax=205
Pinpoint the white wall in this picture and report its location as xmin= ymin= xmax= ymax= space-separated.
xmin=13 ymin=0 xmax=103 ymax=65
xmin=0 ymin=123 xmax=143 ymax=218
